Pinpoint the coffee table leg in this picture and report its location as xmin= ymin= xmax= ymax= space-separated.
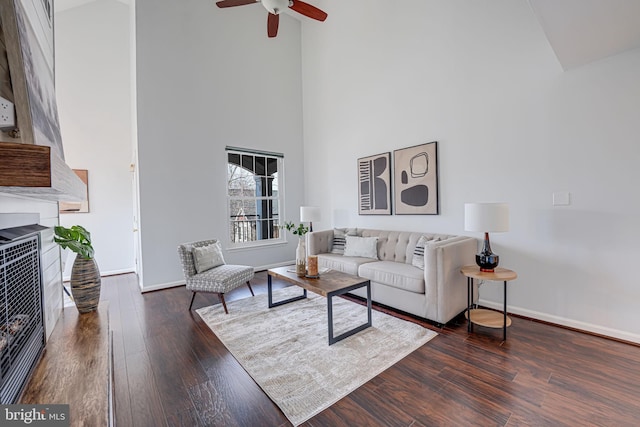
xmin=268 ymin=274 xmax=307 ymax=308
xmin=366 ymin=281 xmax=372 ymax=327
xmin=328 ymin=296 xmax=334 ymax=345
xmin=327 ymin=280 xmax=372 ymax=345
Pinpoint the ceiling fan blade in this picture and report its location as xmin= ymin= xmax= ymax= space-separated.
xmin=289 ymin=0 xmax=327 ymax=21
xmin=267 ymin=13 xmax=279 ymax=38
xmin=216 ymin=0 xmax=259 ymax=8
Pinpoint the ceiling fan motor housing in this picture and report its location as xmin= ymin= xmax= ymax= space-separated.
xmin=262 ymin=0 xmax=293 ymax=15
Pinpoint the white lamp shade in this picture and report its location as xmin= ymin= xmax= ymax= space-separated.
xmin=300 ymin=206 xmax=321 ymax=223
xmin=464 ymin=203 xmax=509 ymax=232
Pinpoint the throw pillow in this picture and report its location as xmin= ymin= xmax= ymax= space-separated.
xmin=411 ymin=235 xmax=441 ymax=270
xmin=343 ymin=236 xmax=379 ymax=259
xmin=331 ymin=228 xmax=358 ymax=255
xmin=193 ymin=242 xmax=225 ymax=273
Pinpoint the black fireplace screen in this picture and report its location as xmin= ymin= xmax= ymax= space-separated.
xmin=0 ymin=234 xmax=45 ymax=404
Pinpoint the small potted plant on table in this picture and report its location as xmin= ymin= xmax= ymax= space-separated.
xmin=282 ymin=221 xmax=309 ymax=276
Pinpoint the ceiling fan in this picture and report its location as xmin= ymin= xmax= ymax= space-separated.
xmin=216 ymin=0 xmax=328 ymax=38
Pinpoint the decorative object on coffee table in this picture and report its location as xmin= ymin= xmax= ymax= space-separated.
xmin=54 ymin=225 xmax=101 ymax=313
xmin=464 ymin=202 xmax=510 ymax=272
xmin=282 ymin=221 xmax=309 ymax=276
xmin=306 ymin=255 xmax=319 ymax=277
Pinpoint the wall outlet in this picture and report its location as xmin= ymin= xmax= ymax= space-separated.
xmin=0 ymin=96 xmax=16 ymax=130
xmin=553 ymin=191 xmax=570 ymax=206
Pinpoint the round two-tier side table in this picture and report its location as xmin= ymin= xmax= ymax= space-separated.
xmin=460 ymin=265 xmax=518 ymax=341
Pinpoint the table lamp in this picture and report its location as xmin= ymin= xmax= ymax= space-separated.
xmin=300 ymin=206 xmax=321 ymax=232
xmin=464 ymin=202 xmax=509 ymax=272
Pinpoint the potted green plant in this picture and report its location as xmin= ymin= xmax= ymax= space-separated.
xmin=282 ymin=221 xmax=309 ymax=276
xmin=54 ymin=225 xmax=101 ymax=313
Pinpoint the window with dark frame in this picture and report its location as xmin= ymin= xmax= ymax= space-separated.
xmin=227 ymin=148 xmax=283 ymax=245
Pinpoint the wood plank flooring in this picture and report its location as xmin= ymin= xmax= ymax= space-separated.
xmin=101 ymin=272 xmax=640 ymax=426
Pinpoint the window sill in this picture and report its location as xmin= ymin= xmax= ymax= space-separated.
xmin=226 ymin=240 xmax=290 ymax=251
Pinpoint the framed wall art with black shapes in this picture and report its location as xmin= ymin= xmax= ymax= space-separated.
xmin=357 ymin=152 xmax=392 ymax=215
xmin=393 ymin=141 xmax=439 ymax=215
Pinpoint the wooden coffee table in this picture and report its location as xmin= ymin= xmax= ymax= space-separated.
xmin=267 ymin=266 xmax=372 ymax=345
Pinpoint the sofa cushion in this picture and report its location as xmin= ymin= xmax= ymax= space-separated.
xmin=358 ymin=261 xmax=425 ymax=294
xmin=317 ymin=253 xmax=376 ymax=276
xmin=412 ymin=235 xmax=441 ymax=270
xmin=344 ymin=236 xmax=378 ymax=259
xmin=331 ymin=228 xmax=358 ymax=254
xmin=359 ymin=229 xmax=453 ymax=264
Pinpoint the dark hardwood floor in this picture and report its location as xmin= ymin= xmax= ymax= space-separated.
xmin=102 ymin=272 xmax=640 ymax=426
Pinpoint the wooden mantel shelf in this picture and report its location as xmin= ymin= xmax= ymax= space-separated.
xmin=0 ymin=142 xmax=85 ymax=201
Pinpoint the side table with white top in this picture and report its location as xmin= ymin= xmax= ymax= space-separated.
xmin=460 ymin=265 xmax=518 ymax=341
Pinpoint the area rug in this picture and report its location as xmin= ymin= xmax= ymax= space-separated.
xmin=196 ymin=286 xmax=437 ymax=426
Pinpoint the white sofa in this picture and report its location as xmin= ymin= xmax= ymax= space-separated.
xmin=307 ymin=228 xmax=477 ymax=325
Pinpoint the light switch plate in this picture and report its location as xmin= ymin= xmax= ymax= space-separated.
xmin=553 ymin=191 xmax=570 ymax=206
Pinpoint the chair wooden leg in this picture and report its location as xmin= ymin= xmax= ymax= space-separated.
xmin=188 ymin=292 xmax=197 ymax=310
xmin=247 ymin=281 xmax=254 ymax=296
xmin=218 ymin=293 xmax=229 ymax=314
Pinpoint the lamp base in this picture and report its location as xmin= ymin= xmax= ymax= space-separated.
xmin=476 ymin=253 xmax=499 ymax=272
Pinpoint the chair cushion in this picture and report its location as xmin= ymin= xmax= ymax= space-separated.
xmin=187 ymin=264 xmax=254 ymax=293
xmin=358 ymin=261 xmax=425 ymax=293
xmin=192 ymin=241 xmax=226 ymax=273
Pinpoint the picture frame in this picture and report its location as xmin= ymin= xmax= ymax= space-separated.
xmin=0 ymin=0 xmax=63 ymax=159
xmin=393 ymin=141 xmax=439 ymax=215
xmin=59 ymin=169 xmax=89 ymax=213
xmin=357 ymin=152 xmax=392 ymax=215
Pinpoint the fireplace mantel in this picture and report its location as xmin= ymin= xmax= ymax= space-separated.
xmin=0 ymin=141 xmax=85 ymax=201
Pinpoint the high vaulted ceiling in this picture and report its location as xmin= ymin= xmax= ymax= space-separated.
xmin=55 ymin=0 xmax=640 ymax=70
xmin=529 ymin=0 xmax=640 ymax=69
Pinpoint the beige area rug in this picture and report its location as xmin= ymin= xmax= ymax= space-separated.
xmin=196 ymin=286 xmax=437 ymax=426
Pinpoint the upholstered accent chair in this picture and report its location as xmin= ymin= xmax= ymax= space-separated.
xmin=177 ymin=239 xmax=254 ymax=313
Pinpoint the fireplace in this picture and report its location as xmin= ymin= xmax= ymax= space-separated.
xmin=0 ymin=230 xmax=46 ymax=404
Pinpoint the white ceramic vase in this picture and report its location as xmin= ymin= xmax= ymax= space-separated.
xmin=295 ymin=237 xmax=306 ymax=276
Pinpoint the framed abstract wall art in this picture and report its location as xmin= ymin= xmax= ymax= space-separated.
xmin=393 ymin=141 xmax=439 ymax=215
xmin=59 ymin=169 xmax=89 ymax=213
xmin=357 ymin=152 xmax=392 ymax=215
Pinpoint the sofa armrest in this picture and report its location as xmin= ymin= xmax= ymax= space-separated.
xmin=424 ymin=236 xmax=477 ymax=324
xmin=307 ymin=230 xmax=333 ymax=255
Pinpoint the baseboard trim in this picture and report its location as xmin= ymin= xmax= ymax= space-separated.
xmin=479 ymin=298 xmax=640 ymax=345
xmin=139 ymin=261 xmax=293 ymax=293
xmin=141 ymin=280 xmax=184 ymax=293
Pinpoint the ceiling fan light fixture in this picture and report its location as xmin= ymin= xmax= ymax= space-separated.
xmin=216 ymin=0 xmax=327 ymax=38
xmin=262 ymin=0 xmax=290 ymax=15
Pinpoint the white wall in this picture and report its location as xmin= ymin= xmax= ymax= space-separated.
xmin=301 ymin=0 xmax=640 ymax=342
xmin=55 ymin=0 xmax=135 ymax=278
xmin=135 ymin=0 xmax=305 ymax=290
